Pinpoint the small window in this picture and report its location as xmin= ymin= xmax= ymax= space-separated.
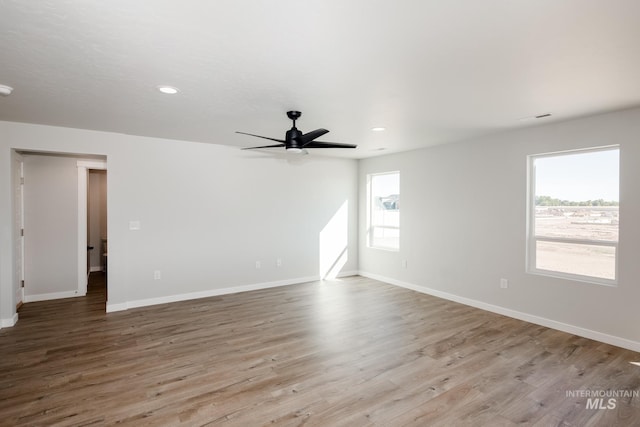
xmin=368 ymin=171 xmax=400 ymax=250
xmin=527 ymin=146 xmax=619 ymax=285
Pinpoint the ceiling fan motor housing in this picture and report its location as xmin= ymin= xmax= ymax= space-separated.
xmin=286 ymin=128 xmax=303 ymax=149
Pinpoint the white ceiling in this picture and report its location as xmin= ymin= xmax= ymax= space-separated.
xmin=1 ymin=1 xmax=639 ymax=159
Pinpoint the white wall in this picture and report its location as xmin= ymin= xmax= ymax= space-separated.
xmin=359 ymin=107 xmax=640 ymax=351
xmin=0 ymin=121 xmax=358 ymax=322
xmin=22 ymin=154 xmax=80 ymax=300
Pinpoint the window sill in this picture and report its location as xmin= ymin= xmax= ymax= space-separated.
xmin=526 ymin=268 xmax=617 ymax=287
xmin=368 ymin=245 xmax=399 ymax=252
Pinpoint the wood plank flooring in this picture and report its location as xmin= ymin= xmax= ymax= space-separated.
xmin=1 ymin=274 xmax=639 ymax=426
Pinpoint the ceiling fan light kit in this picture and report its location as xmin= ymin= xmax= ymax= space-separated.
xmin=237 ymin=111 xmax=357 ymax=153
xmin=0 ymin=84 xmax=14 ymax=96
xmin=157 ymin=85 xmax=179 ymax=94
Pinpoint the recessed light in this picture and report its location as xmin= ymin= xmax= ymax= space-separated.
xmin=0 ymin=85 xmax=13 ymax=96
xmin=157 ymin=85 xmax=179 ymax=94
xmin=371 ymin=127 xmax=386 ymax=132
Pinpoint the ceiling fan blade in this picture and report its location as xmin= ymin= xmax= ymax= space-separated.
xmin=300 ymin=128 xmax=329 ymax=146
xmin=241 ymin=143 xmax=286 ymax=150
xmin=236 ymin=131 xmax=285 ymax=143
xmin=304 ymin=141 xmax=357 ymax=149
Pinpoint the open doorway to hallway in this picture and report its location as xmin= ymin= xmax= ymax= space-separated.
xmin=87 ymin=169 xmax=107 ymax=295
xmin=18 ymin=151 xmax=107 ymax=306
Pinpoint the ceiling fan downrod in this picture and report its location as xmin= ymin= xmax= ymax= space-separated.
xmin=286 ymin=110 xmax=302 ymax=128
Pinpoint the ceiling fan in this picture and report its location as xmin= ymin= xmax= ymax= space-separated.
xmin=237 ymin=111 xmax=357 ymax=153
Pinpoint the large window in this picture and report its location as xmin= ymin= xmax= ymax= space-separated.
xmin=527 ymin=146 xmax=619 ymax=285
xmin=368 ymin=171 xmax=400 ymax=250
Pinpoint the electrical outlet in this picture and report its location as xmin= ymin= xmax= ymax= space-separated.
xmin=255 ymin=261 xmax=261 ymax=269
xmin=276 ymin=258 xmax=282 ymax=267
xmin=500 ymin=278 xmax=508 ymax=289
xmin=154 ymin=270 xmax=161 ymax=280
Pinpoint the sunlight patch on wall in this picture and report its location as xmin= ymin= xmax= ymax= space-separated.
xmin=319 ymin=200 xmax=348 ymax=280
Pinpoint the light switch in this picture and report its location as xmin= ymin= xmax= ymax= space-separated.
xmin=129 ymin=220 xmax=141 ymax=230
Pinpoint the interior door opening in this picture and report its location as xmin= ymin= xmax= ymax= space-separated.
xmin=87 ymin=169 xmax=108 ymax=297
xmin=16 ymin=152 xmax=107 ymax=311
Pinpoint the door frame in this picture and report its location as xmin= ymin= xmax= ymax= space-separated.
xmin=12 ymin=152 xmax=25 ymax=309
xmin=77 ymin=160 xmax=107 ymax=297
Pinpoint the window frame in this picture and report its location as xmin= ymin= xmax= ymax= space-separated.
xmin=367 ymin=171 xmax=400 ymax=251
xmin=526 ymin=145 xmax=619 ymax=286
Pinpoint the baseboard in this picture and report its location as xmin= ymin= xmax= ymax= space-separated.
xmin=0 ymin=313 xmax=19 ymax=328
xmin=335 ymin=270 xmax=359 ymax=278
xmin=105 ymin=301 xmax=128 ymax=313
xmin=359 ymin=271 xmax=640 ymax=353
xmin=24 ymin=290 xmax=84 ymax=303
xmin=106 ymin=275 xmax=321 ymax=313
xmin=89 ymin=266 xmax=103 ymax=273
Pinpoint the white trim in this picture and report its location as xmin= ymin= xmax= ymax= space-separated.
xmin=366 ymin=171 xmax=400 ymax=251
xmin=530 ymin=144 xmax=620 ymax=159
xmin=535 ymin=236 xmax=617 ymax=247
xmin=359 ymin=271 xmax=640 ymax=353
xmin=24 ymin=290 xmax=82 ymax=303
xmin=0 ymin=313 xmax=19 ymax=328
xmin=77 ymin=160 xmax=108 ymax=169
xmin=106 ymin=275 xmax=320 ymax=313
xmin=335 ymin=270 xmax=359 ymax=278
xmin=526 ymin=146 xmax=620 ymax=286
xmin=105 ymin=302 xmax=128 ymax=313
xmin=89 ymin=266 xmax=103 ymax=273
xmin=527 ymin=267 xmax=617 ymax=288
xmin=18 ymin=159 xmax=24 ymax=305
xmin=77 ymin=166 xmax=88 ymax=296
xmin=77 ymin=160 xmax=107 ymax=301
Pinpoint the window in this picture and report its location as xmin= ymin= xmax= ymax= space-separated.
xmin=368 ymin=171 xmax=400 ymax=250
xmin=527 ymin=146 xmax=619 ymax=285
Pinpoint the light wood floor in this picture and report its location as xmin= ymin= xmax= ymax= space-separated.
xmin=1 ymin=274 xmax=639 ymax=426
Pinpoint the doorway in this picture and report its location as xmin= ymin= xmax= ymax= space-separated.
xmin=18 ymin=153 xmax=107 ymax=305
xmin=87 ymin=169 xmax=107 ymax=290
xmin=77 ymin=160 xmax=107 ymax=300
